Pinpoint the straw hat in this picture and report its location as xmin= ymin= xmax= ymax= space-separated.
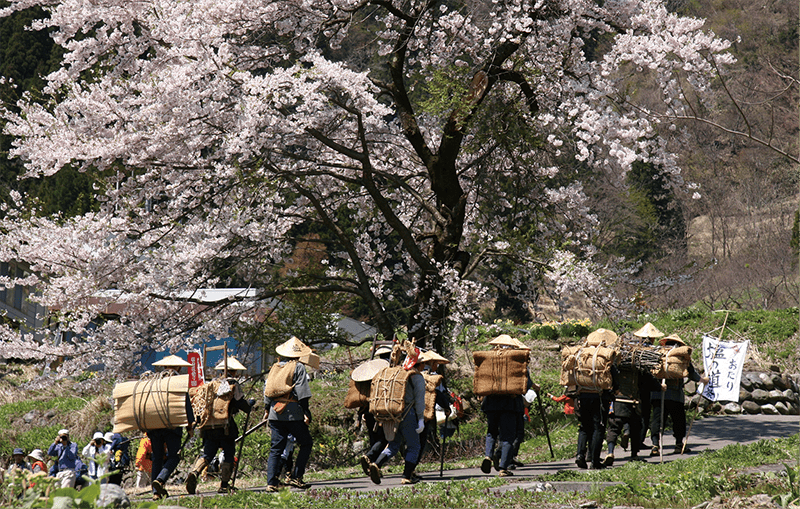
xmin=586 ymin=328 xmax=618 ymax=347
xmin=374 ymin=345 xmax=393 ymax=358
xmin=351 ymin=359 xmax=390 ymax=382
xmin=633 ymin=322 xmax=664 ymax=339
xmin=214 ymin=357 xmax=247 ymax=371
xmin=276 ymin=336 xmax=313 ymax=359
xmin=300 ymin=352 xmax=320 ymax=370
xmin=659 ymin=334 xmax=686 ymax=347
xmin=153 ymin=355 xmax=192 ymax=368
xmin=488 ymin=334 xmax=530 ymax=350
xmin=418 ymin=350 xmax=450 ymax=365
xmin=27 ymin=449 xmax=44 ymax=462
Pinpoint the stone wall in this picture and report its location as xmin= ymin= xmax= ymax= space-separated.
xmin=695 ymin=371 xmax=800 ymax=415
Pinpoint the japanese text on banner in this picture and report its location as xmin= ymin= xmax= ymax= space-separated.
xmin=700 ymin=335 xmax=748 ymax=402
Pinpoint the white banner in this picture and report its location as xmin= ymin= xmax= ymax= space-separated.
xmin=700 ymin=335 xmax=749 ymax=402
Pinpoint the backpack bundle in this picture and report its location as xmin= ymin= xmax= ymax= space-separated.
xmin=560 ymin=343 xmax=617 ymax=391
xmin=264 ymin=360 xmax=297 ymax=399
xmin=112 ymin=374 xmax=191 ymax=433
xmin=108 ymin=433 xmax=130 ymax=472
xmin=189 ymin=379 xmax=233 ymax=429
xmin=651 ymin=345 xmax=693 ymax=379
xmin=369 ymin=365 xmax=413 ymax=422
xmin=473 ymin=349 xmax=529 ymax=396
xmin=343 ymin=379 xmax=371 ymax=409
xmin=421 ymin=372 xmax=443 ymax=421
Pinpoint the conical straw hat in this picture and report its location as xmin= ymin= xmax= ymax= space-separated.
xmin=153 ymin=355 xmax=192 ymax=368
xmin=275 ymin=336 xmax=313 ymax=358
xmin=418 ymin=350 xmax=450 ymax=365
xmin=632 ymin=322 xmax=664 ymax=338
xmin=586 ymin=328 xmax=618 ymax=347
xmin=488 ymin=334 xmax=530 ymax=350
xmin=351 ymin=359 xmax=389 ymax=382
xmin=659 ymin=334 xmax=686 ymax=347
xmin=214 ymin=356 xmax=246 ymax=371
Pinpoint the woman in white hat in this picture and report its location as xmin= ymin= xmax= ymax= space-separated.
xmin=82 ymin=432 xmax=110 ymax=480
xmin=264 ymin=337 xmax=314 ymax=492
xmin=185 ymin=356 xmax=254 ymax=495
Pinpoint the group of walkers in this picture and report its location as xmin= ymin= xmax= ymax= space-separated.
xmin=572 ymin=323 xmax=709 ymax=470
xmin=4 ymin=323 xmax=710 ymax=499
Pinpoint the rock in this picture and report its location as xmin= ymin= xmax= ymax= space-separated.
xmin=52 ymin=497 xmax=76 ymax=509
xmin=97 ymin=483 xmax=130 ymax=508
xmin=774 ymin=401 xmax=790 ymax=415
xmin=782 ymin=389 xmax=796 ymax=402
xmin=722 ymin=402 xmax=742 ymax=414
xmin=352 ymin=440 xmax=365 ymax=453
xmin=44 ymin=410 xmax=56 ymax=420
xmin=740 ymin=373 xmax=755 ymax=391
xmin=760 ymin=404 xmax=779 ymax=415
xmin=768 ymin=389 xmax=784 ymax=403
xmin=22 ymin=411 xmax=37 ymax=424
xmin=788 ymin=402 xmax=800 ymax=416
xmin=775 ymin=375 xmax=791 ymax=391
xmin=769 ymin=364 xmax=781 ymax=373
xmin=750 ymin=389 xmax=770 ymax=404
xmin=757 ymin=373 xmax=775 ymax=390
xmin=741 ymin=400 xmax=762 ymax=414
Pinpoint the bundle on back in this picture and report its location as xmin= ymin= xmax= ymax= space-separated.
xmin=473 ymin=349 xmax=529 ymax=396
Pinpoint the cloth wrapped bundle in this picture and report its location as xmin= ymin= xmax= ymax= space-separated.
xmin=369 ymin=366 xmax=413 ymax=422
xmin=422 ymin=372 xmax=443 ymax=421
xmin=113 ymin=374 xmax=190 ymax=433
xmin=560 ymin=345 xmax=616 ymax=391
xmin=651 ymin=345 xmax=693 ymax=379
xmin=473 ymin=349 xmax=529 ymax=396
xmin=343 ymin=379 xmax=371 ymax=409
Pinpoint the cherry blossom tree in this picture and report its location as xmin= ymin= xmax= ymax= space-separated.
xmin=0 ymin=0 xmax=735 ymax=375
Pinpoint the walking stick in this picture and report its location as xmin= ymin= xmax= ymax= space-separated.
xmin=236 ymin=418 xmax=268 ymax=442
xmin=439 ymin=415 xmax=448 ymax=478
xmin=536 ymin=394 xmax=554 ymax=459
xmin=230 ymin=406 xmax=253 ymax=489
xmin=659 ymin=379 xmax=665 ymax=464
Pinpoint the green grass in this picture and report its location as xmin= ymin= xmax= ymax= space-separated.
xmin=166 ymin=435 xmax=800 ymax=509
xmin=0 ymin=397 xmax=90 ymax=456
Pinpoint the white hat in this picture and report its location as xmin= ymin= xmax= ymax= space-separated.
xmin=93 ymin=432 xmax=104 ymax=441
xmin=104 ymin=432 xmax=115 ymax=443
xmin=214 ymin=357 xmax=247 ymax=371
xmin=488 ymin=334 xmax=530 ymax=350
xmin=153 ymin=355 xmax=192 ymax=368
xmin=58 ymin=429 xmax=69 ymax=436
xmin=351 ymin=359 xmax=389 ymax=382
xmin=27 ymin=449 xmax=44 ymax=462
xmin=275 ymin=337 xmax=313 ymax=359
xmin=633 ymin=322 xmax=664 ymax=339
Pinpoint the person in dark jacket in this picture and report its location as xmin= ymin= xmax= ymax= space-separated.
xmin=574 ymin=329 xmax=619 ymax=470
xmin=264 ymin=337 xmax=315 ymax=492
xmin=366 ymin=345 xmax=427 ymax=485
xmin=648 ymin=334 xmax=709 ymax=456
xmin=479 ymin=334 xmax=531 ymax=477
xmin=185 ymin=357 xmax=254 ymax=494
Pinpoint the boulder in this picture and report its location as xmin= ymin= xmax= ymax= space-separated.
xmin=767 ymin=389 xmax=784 ymax=403
xmin=741 ymin=400 xmax=762 ymax=414
xmin=739 ymin=373 xmax=755 ymax=391
xmin=97 ymin=484 xmax=130 ymax=508
xmin=721 ymin=402 xmax=742 ymax=414
xmin=757 ymin=373 xmax=775 ymax=390
xmin=760 ymin=404 xmax=779 ymax=415
xmin=774 ymin=401 xmax=790 ymax=415
xmin=750 ymin=389 xmax=770 ymax=404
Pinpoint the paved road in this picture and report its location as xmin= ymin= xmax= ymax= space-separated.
xmin=150 ymin=413 xmax=799 ymax=503
xmin=305 ymin=413 xmax=800 ymax=493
